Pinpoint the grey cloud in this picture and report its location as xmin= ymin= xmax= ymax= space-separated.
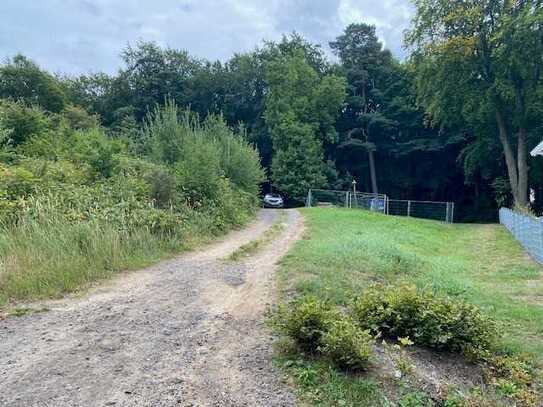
xmin=0 ymin=0 xmax=413 ymax=75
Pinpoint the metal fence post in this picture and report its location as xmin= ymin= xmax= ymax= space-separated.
xmin=451 ymin=203 xmax=455 ymax=223
xmin=407 ymin=200 xmax=411 ymax=217
xmin=306 ymin=189 xmax=312 ymax=207
xmin=540 ymin=217 xmax=543 ymax=263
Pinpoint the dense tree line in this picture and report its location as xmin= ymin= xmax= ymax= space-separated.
xmin=1 ymin=1 xmax=542 ymax=222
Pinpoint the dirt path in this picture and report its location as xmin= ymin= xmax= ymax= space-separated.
xmin=0 ymin=209 xmax=303 ymax=407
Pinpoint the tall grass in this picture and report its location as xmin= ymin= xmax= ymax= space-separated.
xmin=0 ymin=204 xmax=224 ymax=306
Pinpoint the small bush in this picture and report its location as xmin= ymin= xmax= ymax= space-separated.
xmin=0 ymin=100 xmax=51 ymax=146
xmin=70 ymin=129 xmax=122 ymax=178
xmin=352 ymin=285 xmax=498 ymax=357
xmin=319 ymin=317 xmax=373 ymax=370
xmin=145 ymin=168 xmax=177 ymax=208
xmin=273 ymin=296 xmax=337 ymax=352
xmin=273 ymin=296 xmax=374 ymax=371
xmin=61 ymin=105 xmax=100 ymax=130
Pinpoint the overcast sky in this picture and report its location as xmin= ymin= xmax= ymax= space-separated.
xmin=0 ymin=0 xmax=413 ymax=75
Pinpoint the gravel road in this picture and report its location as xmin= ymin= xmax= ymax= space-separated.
xmin=0 ymin=209 xmax=303 ymax=407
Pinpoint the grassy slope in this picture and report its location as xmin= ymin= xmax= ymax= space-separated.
xmin=275 ymin=209 xmax=543 ymax=405
xmin=279 ymin=208 xmax=543 ymax=359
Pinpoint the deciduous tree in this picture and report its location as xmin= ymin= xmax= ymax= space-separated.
xmin=264 ymin=51 xmax=345 ymax=201
xmin=407 ymin=0 xmax=543 ymax=207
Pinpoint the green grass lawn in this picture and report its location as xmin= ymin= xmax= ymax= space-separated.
xmin=279 ymin=208 xmax=543 ymax=360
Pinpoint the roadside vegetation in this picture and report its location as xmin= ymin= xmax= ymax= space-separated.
xmin=0 ymin=100 xmax=264 ymax=307
xmin=273 ymin=208 xmax=543 ymax=406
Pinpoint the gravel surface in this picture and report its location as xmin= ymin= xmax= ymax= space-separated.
xmin=0 ymin=209 xmax=303 ymax=407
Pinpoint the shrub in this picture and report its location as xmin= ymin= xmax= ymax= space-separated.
xmin=70 ymin=129 xmax=122 ymax=178
xmin=175 ymin=134 xmax=223 ymax=206
xmin=0 ymin=100 xmax=51 ymax=146
xmin=61 ymin=105 xmax=100 ymax=130
xmin=351 ymin=285 xmax=498 ymax=357
xmin=145 ymin=168 xmax=177 ymax=208
xmin=319 ymin=317 xmax=374 ymax=370
xmin=142 ymin=101 xmax=264 ymax=203
xmin=0 ymin=163 xmax=38 ymax=198
xmin=273 ymin=296 xmax=337 ymax=352
xmin=18 ymin=158 xmax=89 ymax=186
xmin=203 ymin=115 xmax=265 ymax=196
xmin=398 ymin=392 xmax=433 ymax=407
xmin=272 ymin=297 xmax=374 ymax=372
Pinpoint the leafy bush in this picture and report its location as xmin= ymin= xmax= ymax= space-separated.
xmin=0 ymin=100 xmax=51 ymax=146
xmin=273 ymin=296 xmax=374 ymax=372
xmin=398 ymin=392 xmax=433 ymax=407
xmin=175 ymin=134 xmax=223 ymax=206
xmin=273 ymin=296 xmax=337 ymax=352
xmin=0 ymin=163 xmax=38 ymax=199
xmin=203 ymin=116 xmax=264 ymax=197
xmin=145 ymin=168 xmax=177 ymax=208
xmin=69 ymin=129 xmax=123 ymax=178
xmin=485 ymin=355 xmax=538 ymax=406
xmin=61 ymin=105 xmax=100 ymax=130
xmin=351 ymin=285 xmax=498 ymax=357
xmin=319 ymin=317 xmax=373 ymax=370
xmin=142 ymin=100 xmax=265 ymax=203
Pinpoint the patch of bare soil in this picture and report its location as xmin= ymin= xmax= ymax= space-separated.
xmin=368 ymin=342 xmax=487 ymax=404
xmin=0 ymin=209 xmax=303 ymax=407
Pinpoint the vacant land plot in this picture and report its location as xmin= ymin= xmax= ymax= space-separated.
xmin=276 ymin=208 xmax=543 ymax=405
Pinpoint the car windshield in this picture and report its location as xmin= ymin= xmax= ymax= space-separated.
xmin=267 ymin=193 xmax=281 ymax=198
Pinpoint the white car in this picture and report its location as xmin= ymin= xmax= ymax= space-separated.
xmin=263 ymin=193 xmax=284 ymax=208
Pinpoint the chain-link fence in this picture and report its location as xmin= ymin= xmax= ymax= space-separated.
xmin=499 ymin=208 xmax=543 ymax=264
xmin=306 ymin=189 xmax=454 ymax=223
xmin=305 ymin=189 xmax=387 ymax=214
xmin=305 ymin=189 xmax=350 ymax=208
xmin=350 ymin=192 xmax=387 ymax=213
xmin=387 ymin=200 xmax=455 ymax=223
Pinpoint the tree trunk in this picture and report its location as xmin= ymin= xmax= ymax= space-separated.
xmin=368 ymin=149 xmax=378 ymax=195
xmin=517 ymin=127 xmax=529 ymax=207
xmin=495 ymin=109 xmax=520 ymax=205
